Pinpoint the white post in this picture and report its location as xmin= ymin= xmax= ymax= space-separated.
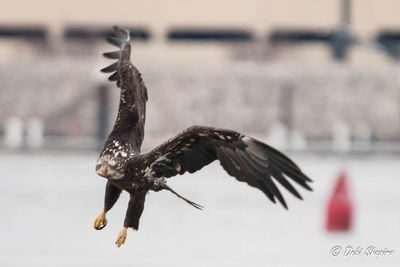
xmin=290 ymin=131 xmax=307 ymax=151
xmin=332 ymin=122 xmax=351 ymax=152
xmin=267 ymin=122 xmax=288 ymax=151
xmin=4 ymin=117 xmax=24 ymax=149
xmin=26 ymin=118 xmax=44 ymax=149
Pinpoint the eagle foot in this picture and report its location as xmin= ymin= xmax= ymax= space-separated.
xmin=94 ymin=211 xmax=108 ymax=230
xmin=115 ymin=227 xmax=127 ymax=248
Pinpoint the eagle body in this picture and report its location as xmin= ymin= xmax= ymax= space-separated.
xmin=94 ymin=27 xmax=313 ymax=247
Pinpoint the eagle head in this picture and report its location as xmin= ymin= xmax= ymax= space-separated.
xmin=96 ymin=153 xmax=126 ymax=180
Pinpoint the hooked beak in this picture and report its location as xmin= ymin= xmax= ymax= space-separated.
xmin=96 ymin=164 xmax=111 ymax=178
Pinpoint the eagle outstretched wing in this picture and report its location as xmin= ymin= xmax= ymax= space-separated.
xmin=140 ymin=126 xmax=312 ymax=209
xmin=101 ymin=26 xmax=148 ymax=151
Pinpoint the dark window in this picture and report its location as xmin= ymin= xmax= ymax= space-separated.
xmin=0 ymin=26 xmax=47 ymax=41
xmin=63 ymin=27 xmax=150 ymax=41
xmin=167 ymin=28 xmax=253 ymax=42
xmin=376 ymin=31 xmax=400 ymax=59
xmin=269 ymin=29 xmax=332 ymax=44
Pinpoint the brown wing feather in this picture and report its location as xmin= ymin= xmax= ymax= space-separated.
xmin=101 ymin=26 xmax=148 ymax=151
xmin=140 ymin=126 xmax=312 ymax=209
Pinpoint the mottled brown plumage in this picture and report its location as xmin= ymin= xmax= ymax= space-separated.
xmin=94 ymin=26 xmax=313 ymax=247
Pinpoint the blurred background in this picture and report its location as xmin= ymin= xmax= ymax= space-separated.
xmin=1 ymin=0 xmax=399 ymax=266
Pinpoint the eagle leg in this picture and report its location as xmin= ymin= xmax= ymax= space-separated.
xmin=115 ymin=227 xmax=127 ymax=248
xmin=116 ymin=192 xmax=146 ymax=247
xmin=94 ymin=182 xmax=122 ymax=230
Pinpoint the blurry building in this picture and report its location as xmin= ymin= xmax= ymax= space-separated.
xmin=1 ymin=0 xmax=400 ymax=151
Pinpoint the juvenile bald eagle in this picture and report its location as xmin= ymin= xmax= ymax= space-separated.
xmin=94 ymin=26 xmax=313 ymax=247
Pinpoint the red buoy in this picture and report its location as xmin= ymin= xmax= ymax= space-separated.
xmin=326 ymin=170 xmax=353 ymax=231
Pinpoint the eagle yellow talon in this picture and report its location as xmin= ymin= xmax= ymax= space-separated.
xmin=94 ymin=211 xmax=108 ymax=230
xmin=115 ymin=227 xmax=127 ymax=248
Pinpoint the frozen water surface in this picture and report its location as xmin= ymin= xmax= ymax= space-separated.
xmin=0 ymin=152 xmax=399 ymax=266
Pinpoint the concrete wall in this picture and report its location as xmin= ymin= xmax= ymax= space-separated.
xmin=1 ymin=55 xmax=399 ymax=142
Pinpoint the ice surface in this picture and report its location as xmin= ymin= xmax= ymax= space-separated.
xmin=0 ymin=152 xmax=399 ymax=266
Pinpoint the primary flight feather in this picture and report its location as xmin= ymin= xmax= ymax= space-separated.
xmin=94 ymin=26 xmax=313 ymax=247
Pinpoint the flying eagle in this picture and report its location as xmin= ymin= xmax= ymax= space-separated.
xmin=94 ymin=26 xmax=313 ymax=247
